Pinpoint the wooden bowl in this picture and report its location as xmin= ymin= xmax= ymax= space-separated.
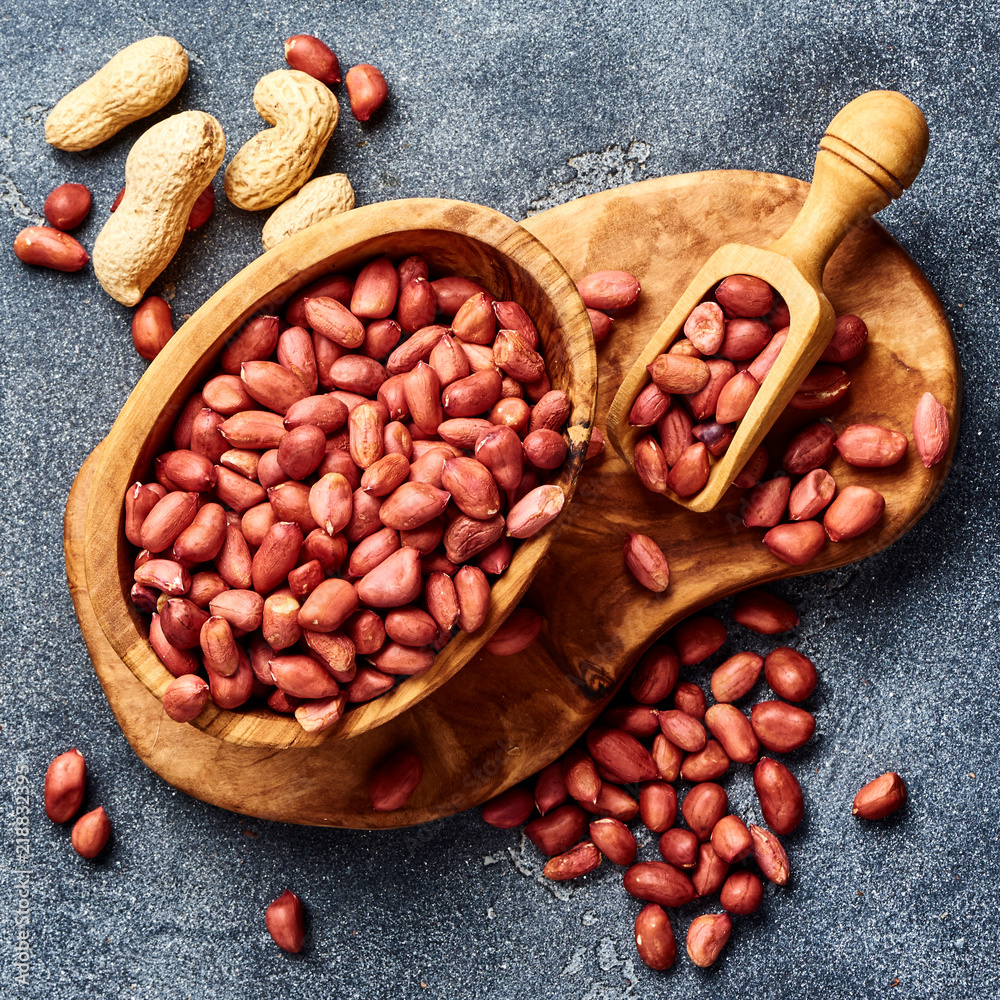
xmin=82 ymin=198 xmax=597 ymax=750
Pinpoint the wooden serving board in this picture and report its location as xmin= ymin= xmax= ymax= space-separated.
xmin=64 ymin=171 xmax=959 ymax=829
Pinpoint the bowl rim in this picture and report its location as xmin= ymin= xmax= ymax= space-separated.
xmin=83 ymin=197 xmax=598 ymax=748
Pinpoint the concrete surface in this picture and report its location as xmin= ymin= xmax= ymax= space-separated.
xmin=1 ymin=1 xmax=998 ymax=997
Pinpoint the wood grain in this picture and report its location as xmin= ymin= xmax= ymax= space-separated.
xmin=64 ymin=170 xmax=959 ymax=828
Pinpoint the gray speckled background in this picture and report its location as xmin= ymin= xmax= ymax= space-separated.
xmin=2 ymin=1 xmax=998 ymax=997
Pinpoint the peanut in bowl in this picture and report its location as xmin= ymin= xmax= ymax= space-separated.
xmin=83 ymin=198 xmax=597 ymax=749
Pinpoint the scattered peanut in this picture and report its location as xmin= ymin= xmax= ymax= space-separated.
xmin=763 ymin=646 xmax=817 ymax=702
xmin=265 ymin=890 xmax=306 ymax=953
xmin=913 ymin=391 xmax=950 ymax=467
xmin=749 ymin=824 xmax=790 ymax=885
xmin=44 ymin=749 xmax=86 ymax=823
xmin=623 ymin=533 xmax=670 ymax=593
xmin=853 ymin=771 xmax=907 ymax=819
xmin=482 ymin=786 xmax=535 ymax=828
xmin=732 ymin=589 xmax=798 ymax=634
xmin=590 ymin=817 xmax=638 ymax=865
xmin=576 ymin=270 xmax=640 ymax=311
xmin=719 ymin=871 xmax=764 ymax=915
xmin=543 ymin=841 xmax=602 ymax=880
xmin=284 ymin=34 xmax=341 ymax=84
xmin=44 ymin=184 xmax=92 ymax=230
xmin=71 ymin=806 xmax=111 ymax=859
xmin=345 ymin=64 xmax=389 ymax=121
xmin=753 ymin=758 xmax=804 ymax=835
xmin=525 ymin=804 xmax=587 ymax=855
xmin=634 ymin=904 xmax=677 ymax=970
xmin=835 ymin=423 xmax=908 ymax=467
xmin=131 ymin=296 xmax=175 ymax=361
xmin=13 ymin=226 xmax=89 ymax=272
xmin=750 ymin=701 xmax=815 ymax=753
xmin=823 ymin=485 xmax=885 ymax=542
xmin=686 ymin=913 xmax=732 ymax=967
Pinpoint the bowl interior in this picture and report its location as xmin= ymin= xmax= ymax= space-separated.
xmin=83 ymin=198 xmax=597 ymax=748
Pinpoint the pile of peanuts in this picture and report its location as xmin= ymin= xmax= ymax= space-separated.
xmin=476 ymin=591 xmax=908 ymax=971
xmin=479 ymin=590 xmax=812 ymax=969
xmin=628 ymin=274 xmax=950 ymax=567
xmin=479 ymin=590 xmax=908 ymax=971
xmin=125 ymin=257 xmax=593 ymax=734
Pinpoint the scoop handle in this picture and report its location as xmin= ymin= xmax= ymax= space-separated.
xmin=767 ymin=91 xmax=929 ymax=284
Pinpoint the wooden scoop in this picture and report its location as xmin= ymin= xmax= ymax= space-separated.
xmin=607 ymin=90 xmax=930 ymax=512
